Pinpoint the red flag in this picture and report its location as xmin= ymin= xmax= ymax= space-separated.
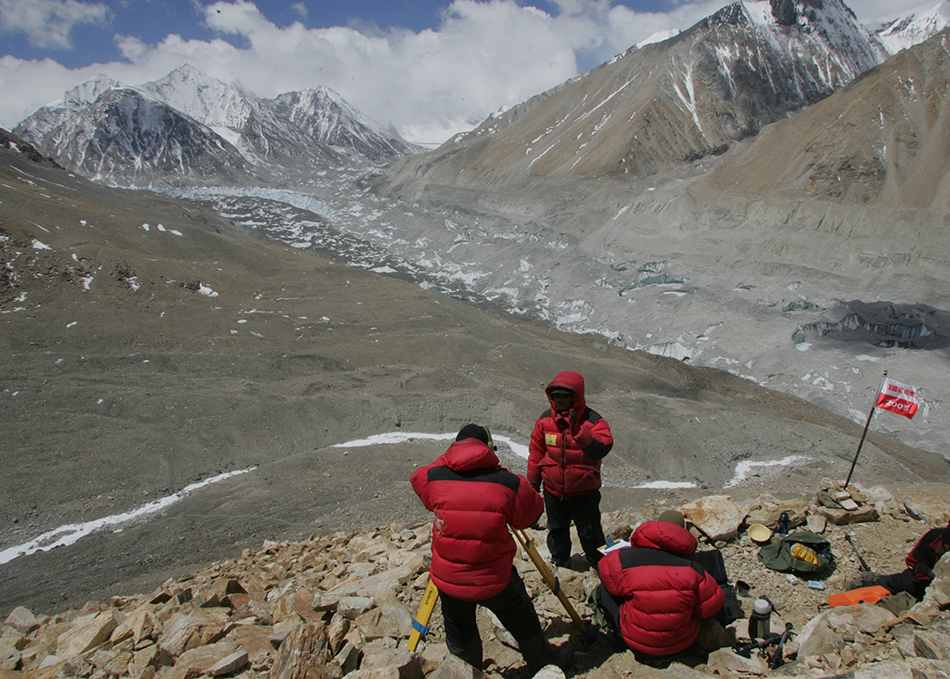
xmin=875 ymin=378 xmax=919 ymax=419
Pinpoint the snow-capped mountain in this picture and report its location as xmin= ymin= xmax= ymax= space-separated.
xmin=15 ymin=86 xmax=254 ymax=188
xmin=871 ymin=0 xmax=950 ymax=55
xmin=13 ymin=65 xmax=420 ymax=188
xmin=379 ymin=0 xmax=888 ymax=194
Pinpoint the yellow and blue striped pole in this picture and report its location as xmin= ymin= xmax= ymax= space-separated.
xmin=407 ymin=578 xmax=440 ymax=651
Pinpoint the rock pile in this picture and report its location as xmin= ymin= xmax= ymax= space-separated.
xmin=2 ymin=483 xmax=949 ymax=679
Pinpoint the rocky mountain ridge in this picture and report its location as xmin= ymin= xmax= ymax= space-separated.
xmin=2 ymin=481 xmax=949 ymax=679
xmin=378 ymin=0 xmax=887 ymax=194
xmin=12 ymin=65 xmax=419 ymax=189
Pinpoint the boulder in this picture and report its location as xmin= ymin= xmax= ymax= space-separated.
xmin=796 ymin=604 xmax=896 ymax=658
xmin=317 ymin=566 xmax=417 ymax=610
xmin=4 ymin=608 xmax=39 ymax=633
xmin=361 ymin=638 xmax=423 ymax=679
xmin=208 ymin=651 xmax=249 ymax=676
xmin=168 ymin=642 xmax=239 ymax=678
xmin=355 ymin=595 xmax=413 ymax=642
xmin=271 ymin=623 xmax=331 ymax=679
xmin=903 ymin=496 xmax=950 ymax=526
xmin=156 ymin=610 xmax=230 ymax=658
xmin=331 ymin=641 xmax=362 ymax=675
xmin=706 ymin=648 xmax=768 ymax=675
xmin=426 ymin=653 xmax=484 ymax=679
xmin=0 ymin=636 xmax=23 ymax=671
xmin=55 ymin=610 xmax=119 ymax=658
xmin=337 ymin=597 xmax=376 ymax=620
xmin=111 ymin=605 xmax=157 ymax=649
xmin=745 ymin=496 xmax=808 ymax=530
xmin=681 ymin=496 xmax=747 ymax=542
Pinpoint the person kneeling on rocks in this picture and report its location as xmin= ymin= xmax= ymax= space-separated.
xmin=873 ymin=524 xmax=949 ymax=600
xmin=593 ymin=510 xmax=728 ymax=661
xmin=410 ymin=424 xmax=568 ymax=674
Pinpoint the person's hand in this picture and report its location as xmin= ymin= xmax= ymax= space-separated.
xmin=569 ymin=408 xmax=579 ymax=435
xmin=572 ymin=421 xmax=592 ymax=449
xmin=913 ymin=562 xmax=935 ymax=579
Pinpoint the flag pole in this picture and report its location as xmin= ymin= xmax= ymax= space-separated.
xmin=844 ymin=371 xmax=887 ymax=488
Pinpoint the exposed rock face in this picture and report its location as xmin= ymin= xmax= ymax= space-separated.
xmin=14 ymin=87 xmax=255 ymax=189
xmin=377 ymin=0 xmax=886 ymax=198
xmin=701 ymin=29 xmax=950 ymax=211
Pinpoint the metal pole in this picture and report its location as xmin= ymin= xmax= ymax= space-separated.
xmin=844 ymin=371 xmax=887 ymax=488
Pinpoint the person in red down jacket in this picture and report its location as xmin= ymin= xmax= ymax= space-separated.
xmin=411 ymin=424 xmax=565 ymax=674
xmin=596 ymin=512 xmax=725 ymax=658
xmin=873 ymin=524 xmax=949 ymax=599
xmin=528 ymin=370 xmax=613 ymax=568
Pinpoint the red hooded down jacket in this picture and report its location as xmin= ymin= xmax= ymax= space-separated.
xmin=411 ymin=437 xmax=544 ymax=601
xmin=527 ymin=371 xmax=613 ymax=498
xmin=906 ymin=525 xmax=950 ymax=583
xmin=598 ymin=521 xmax=725 ymax=657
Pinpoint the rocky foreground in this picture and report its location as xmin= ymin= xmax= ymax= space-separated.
xmin=2 ymin=481 xmax=950 ymax=679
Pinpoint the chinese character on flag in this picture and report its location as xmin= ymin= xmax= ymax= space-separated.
xmin=875 ymin=378 xmax=919 ymax=419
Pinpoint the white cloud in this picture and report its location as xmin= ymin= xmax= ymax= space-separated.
xmin=0 ymin=0 xmax=941 ymax=144
xmin=0 ymin=0 xmax=109 ymax=49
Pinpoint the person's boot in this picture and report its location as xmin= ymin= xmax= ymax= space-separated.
xmin=697 ymin=619 xmax=737 ymax=652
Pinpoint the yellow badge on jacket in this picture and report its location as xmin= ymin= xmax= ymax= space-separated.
xmin=545 ymin=433 xmax=558 ymax=446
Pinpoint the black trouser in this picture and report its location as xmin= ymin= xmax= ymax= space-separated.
xmin=544 ymin=488 xmax=605 ymax=565
xmin=594 ymin=583 xmax=623 ymax=637
xmin=439 ymin=568 xmax=555 ymax=674
xmin=875 ymin=569 xmax=928 ymax=600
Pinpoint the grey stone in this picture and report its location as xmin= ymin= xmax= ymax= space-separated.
xmin=681 ymin=495 xmax=747 ymax=542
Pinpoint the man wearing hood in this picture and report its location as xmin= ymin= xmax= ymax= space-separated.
xmin=528 ymin=370 xmax=613 ymax=568
xmin=411 ymin=424 xmax=564 ymax=674
xmin=596 ymin=512 xmax=725 ymax=658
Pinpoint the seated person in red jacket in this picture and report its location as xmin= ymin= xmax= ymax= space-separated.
xmin=595 ymin=511 xmax=725 ymax=658
xmin=411 ymin=424 xmax=565 ymax=674
xmin=874 ymin=524 xmax=949 ymax=600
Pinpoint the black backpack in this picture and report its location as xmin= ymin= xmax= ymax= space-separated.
xmin=694 ymin=549 xmax=740 ymax=624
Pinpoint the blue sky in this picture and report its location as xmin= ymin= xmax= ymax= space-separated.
xmin=0 ymin=0 xmax=932 ymax=143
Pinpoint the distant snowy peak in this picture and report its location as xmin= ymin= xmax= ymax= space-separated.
xmin=273 ymin=86 xmax=419 ymax=159
xmin=872 ymin=0 xmax=950 ymax=55
xmin=139 ymin=64 xmax=252 ymax=132
xmin=719 ymin=0 xmax=889 ymax=79
xmin=14 ymin=64 xmax=419 ymax=188
xmin=63 ymin=75 xmax=123 ymax=107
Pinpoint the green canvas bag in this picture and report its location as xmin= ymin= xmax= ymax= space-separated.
xmin=757 ymin=530 xmax=834 ymax=575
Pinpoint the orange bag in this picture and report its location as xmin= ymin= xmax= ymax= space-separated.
xmin=827 ymin=585 xmax=890 ymax=607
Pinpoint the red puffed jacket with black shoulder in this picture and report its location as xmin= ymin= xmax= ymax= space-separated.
xmin=411 ymin=437 xmax=543 ymax=601
xmin=598 ymin=521 xmax=725 ymax=657
xmin=527 ymin=371 xmax=613 ymax=498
